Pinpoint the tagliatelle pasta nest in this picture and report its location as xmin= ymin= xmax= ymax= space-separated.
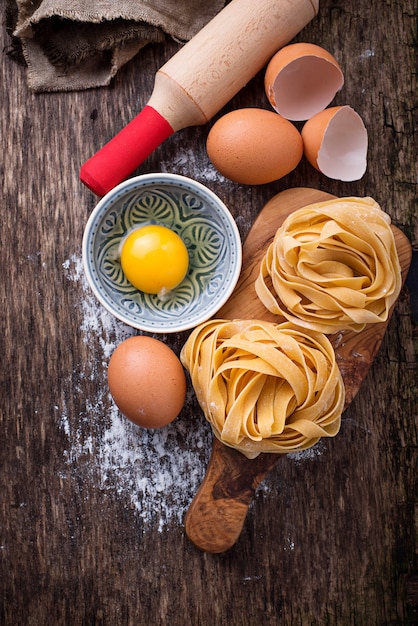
xmin=255 ymin=197 xmax=402 ymax=334
xmin=180 ymin=319 xmax=345 ymax=458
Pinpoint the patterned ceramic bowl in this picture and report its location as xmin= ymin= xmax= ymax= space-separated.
xmin=82 ymin=173 xmax=242 ymax=333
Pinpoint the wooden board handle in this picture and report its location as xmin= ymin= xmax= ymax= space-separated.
xmin=184 ymin=188 xmax=412 ymax=553
xmin=185 ymin=437 xmax=282 ymax=553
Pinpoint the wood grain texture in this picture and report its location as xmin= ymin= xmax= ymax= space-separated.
xmin=80 ymin=0 xmax=319 ymax=196
xmin=154 ymin=0 xmax=318 ymax=124
xmin=1 ymin=0 xmax=417 ymax=624
xmin=185 ymin=188 xmax=412 ymax=553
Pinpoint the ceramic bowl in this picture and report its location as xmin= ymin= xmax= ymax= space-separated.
xmin=82 ymin=173 xmax=242 ymax=333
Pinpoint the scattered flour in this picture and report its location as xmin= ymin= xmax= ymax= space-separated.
xmin=62 ymin=253 xmax=211 ymax=531
xmin=288 ymin=441 xmax=325 ymax=463
xmin=158 ymin=143 xmax=226 ymax=185
xmin=61 ymin=254 xmax=324 ymax=531
xmin=360 ymin=48 xmax=375 ymax=59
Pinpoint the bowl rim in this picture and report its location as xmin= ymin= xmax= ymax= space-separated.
xmin=82 ymin=173 xmax=242 ymax=333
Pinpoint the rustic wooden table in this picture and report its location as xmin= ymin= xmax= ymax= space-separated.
xmin=1 ymin=1 xmax=417 ymax=624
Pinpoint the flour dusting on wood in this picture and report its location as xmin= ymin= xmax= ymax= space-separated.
xmin=60 ymin=253 xmax=323 ymax=531
xmin=62 ymin=253 xmax=211 ymax=531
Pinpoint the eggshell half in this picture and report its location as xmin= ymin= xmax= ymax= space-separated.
xmin=206 ymin=108 xmax=303 ymax=185
xmin=301 ymin=105 xmax=368 ymax=181
xmin=107 ymin=335 xmax=186 ymax=428
xmin=265 ymin=43 xmax=344 ymax=121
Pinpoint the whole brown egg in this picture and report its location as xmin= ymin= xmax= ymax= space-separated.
xmin=107 ymin=335 xmax=186 ymax=428
xmin=206 ymin=108 xmax=303 ymax=185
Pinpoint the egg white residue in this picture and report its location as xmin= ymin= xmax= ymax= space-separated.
xmin=61 ymin=254 xmax=324 ymax=531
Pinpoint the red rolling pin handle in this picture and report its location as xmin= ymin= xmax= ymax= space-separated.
xmin=80 ymin=105 xmax=174 ymax=197
xmin=80 ymin=0 xmax=319 ymax=196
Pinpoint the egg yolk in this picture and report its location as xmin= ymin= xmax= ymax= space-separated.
xmin=120 ymin=225 xmax=189 ymax=295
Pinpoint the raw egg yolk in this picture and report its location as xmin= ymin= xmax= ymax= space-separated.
xmin=120 ymin=225 xmax=189 ymax=295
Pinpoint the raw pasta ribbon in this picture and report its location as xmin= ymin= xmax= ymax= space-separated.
xmin=180 ymin=319 xmax=345 ymax=458
xmin=255 ymin=197 xmax=402 ymax=333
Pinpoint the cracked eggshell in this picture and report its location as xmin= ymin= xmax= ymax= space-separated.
xmin=301 ymin=105 xmax=368 ymax=181
xmin=265 ymin=43 xmax=344 ymax=121
xmin=206 ymin=108 xmax=303 ymax=185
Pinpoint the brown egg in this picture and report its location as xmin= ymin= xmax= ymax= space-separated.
xmin=107 ymin=335 xmax=186 ymax=428
xmin=301 ymin=105 xmax=368 ymax=181
xmin=265 ymin=43 xmax=344 ymax=121
xmin=206 ymin=108 xmax=303 ymax=185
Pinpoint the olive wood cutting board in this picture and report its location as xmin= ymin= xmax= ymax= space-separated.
xmin=184 ymin=187 xmax=412 ymax=553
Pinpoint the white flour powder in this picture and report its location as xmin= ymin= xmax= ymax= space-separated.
xmin=62 ymin=253 xmax=211 ymax=531
xmin=61 ymin=253 xmax=323 ymax=532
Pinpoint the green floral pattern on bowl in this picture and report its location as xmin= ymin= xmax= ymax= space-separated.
xmin=82 ymin=174 xmax=242 ymax=333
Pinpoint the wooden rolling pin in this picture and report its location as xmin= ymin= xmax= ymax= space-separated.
xmin=80 ymin=0 xmax=319 ymax=196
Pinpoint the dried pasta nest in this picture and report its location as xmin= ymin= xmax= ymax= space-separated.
xmin=255 ymin=197 xmax=402 ymax=334
xmin=181 ymin=319 xmax=345 ymax=459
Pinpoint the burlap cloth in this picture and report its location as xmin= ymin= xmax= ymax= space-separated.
xmin=6 ymin=0 xmax=225 ymax=92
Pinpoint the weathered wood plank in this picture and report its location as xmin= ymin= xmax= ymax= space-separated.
xmin=1 ymin=0 xmax=416 ymax=624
